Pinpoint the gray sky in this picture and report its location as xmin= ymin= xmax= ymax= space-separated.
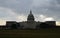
xmin=0 ymin=0 xmax=60 ymax=25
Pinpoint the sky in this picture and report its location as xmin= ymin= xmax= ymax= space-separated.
xmin=0 ymin=0 xmax=60 ymax=25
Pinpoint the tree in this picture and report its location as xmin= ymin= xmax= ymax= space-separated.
xmin=40 ymin=23 xmax=49 ymax=28
xmin=11 ymin=24 xmax=17 ymax=29
xmin=36 ymin=24 xmax=40 ymax=29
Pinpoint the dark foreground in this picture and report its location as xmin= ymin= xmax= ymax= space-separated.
xmin=0 ymin=28 xmax=60 ymax=38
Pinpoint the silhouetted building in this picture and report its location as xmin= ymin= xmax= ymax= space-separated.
xmin=45 ymin=21 xmax=56 ymax=26
xmin=0 ymin=10 xmax=57 ymax=29
xmin=6 ymin=21 xmax=20 ymax=29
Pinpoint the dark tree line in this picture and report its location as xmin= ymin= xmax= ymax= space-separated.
xmin=11 ymin=23 xmax=20 ymax=29
xmin=36 ymin=23 xmax=55 ymax=29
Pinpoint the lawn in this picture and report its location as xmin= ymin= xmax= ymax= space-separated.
xmin=0 ymin=28 xmax=60 ymax=38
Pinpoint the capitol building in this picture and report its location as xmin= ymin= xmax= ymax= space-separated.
xmin=0 ymin=10 xmax=56 ymax=29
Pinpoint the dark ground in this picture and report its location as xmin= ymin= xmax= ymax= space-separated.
xmin=0 ymin=28 xmax=60 ymax=38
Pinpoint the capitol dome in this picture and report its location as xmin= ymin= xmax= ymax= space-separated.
xmin=27 ymin=10 xmax=35 ymax=21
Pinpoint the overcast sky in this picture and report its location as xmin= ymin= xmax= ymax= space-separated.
xmin=0 ymin=0 xmax=60 ymax=25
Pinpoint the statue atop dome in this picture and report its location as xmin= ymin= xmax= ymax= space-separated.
xmin=30 ymin=10 xmax=32 ymax=14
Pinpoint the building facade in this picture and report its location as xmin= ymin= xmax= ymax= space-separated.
xmin=1 ymin=10 xmax=56 ymax=29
